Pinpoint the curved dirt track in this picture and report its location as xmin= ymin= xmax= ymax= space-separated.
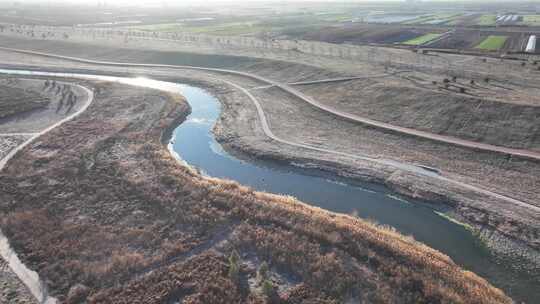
xmin=217 ymin=78 xmax=540 ymax=213
xmin=0 ymin=81 xmax=93 ymax=304
xmin=0 ymin=82 xmax=93 ymax=169
xmin=2 ymin=46 xmax=540 ymax=161
xmin=1 ymin=65 xmax=539 ymax=216
xmin=4 ymin=68 xmax=537 ymax=215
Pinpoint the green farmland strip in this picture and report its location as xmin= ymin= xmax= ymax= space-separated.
xmin=520 ymin=15 xmax=540 ymax=26
xmin=475 ymin=35 xmax=508 ymax=50
xmin=475 ymin=14 xmax=497 ymax=26
xmin=402 ymin=33 xmax=442 ymax=45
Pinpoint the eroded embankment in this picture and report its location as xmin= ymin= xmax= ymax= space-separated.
xmin=0 ymin=78 xmax=511 ymax=303
xmin=0 ymin=38 xmax=538 ymax=205
xmin=208 ymin=73 xmax=540 ymax=278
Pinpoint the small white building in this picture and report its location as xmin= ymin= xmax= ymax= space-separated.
xmin=526 ymin=35 xmax=537 ymax=53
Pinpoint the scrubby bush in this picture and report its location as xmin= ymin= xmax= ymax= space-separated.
xmin=262 ymin=280 xmax=278 ymax=303
xmin=258 ymin=262 xmax=269 ymax=283
xmin=228 ymin=250 xmax=241 ymax=283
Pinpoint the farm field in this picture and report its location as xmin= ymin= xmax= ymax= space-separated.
xmin=475 ymin=35 xmax=508 ymax=50
xmin=475 ymin=14 xmax=497 ymax=26
xmin=303 ymin=27 xmax=429 ymax=44
xmin=403 ymin=13 xmax=462 ymax=25
xmin=426 ymin=29 xmax=531 ymax=53
xmin=520 ymin=15 xmax=540 ymax=26
xmin=402 ymin=33 xmax=442 ymax=45
xmin=363 ymin=13 xmax=422 ymax=24
xmin=129 ymin=21 xmax=267 ymax=36
xmin=446 ymin=13 xmax=478 ymax=26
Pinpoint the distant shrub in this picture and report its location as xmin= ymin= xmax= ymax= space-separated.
xmin=257 ymin=262 xmax=269 ymax=282
xmin=228 ymin=250 xmax=241 ymax=283
xmin=262 ymin=279 xmax=277 ymax=300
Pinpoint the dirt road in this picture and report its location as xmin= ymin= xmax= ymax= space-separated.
xmin=2 ymin=46 xmax=539 ymax=162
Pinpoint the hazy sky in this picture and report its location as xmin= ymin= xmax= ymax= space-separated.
xmin=0 ymin=0 xmax=509 ymax=8
xmin=0 ymin=0 xmax=406 ymax=8
xmin=4 ymin=0 xmax=401 ymax=3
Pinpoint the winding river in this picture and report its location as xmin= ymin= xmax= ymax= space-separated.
xmin=0 ymin=69 xmax=538 ymax=303
xmin=170 ymin=84 xmax=539 ymax=303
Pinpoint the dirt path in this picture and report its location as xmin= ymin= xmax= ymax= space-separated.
xmin=2 ymin=64 xmax=538 ymax=214
xmin=287 ymin=70 xmax=409 ymax=85
xmin=0 ymin=82 xmax=93 ymax=169
xmin=2 ymin=46 xmax=539 ymax=162
xmin=217 ymin=77 xmax=540 ymax=214
xmin=0 ymin=81 xmax=93 ymax=304
xmin=0 ymin=68 xmax=526 ymax=304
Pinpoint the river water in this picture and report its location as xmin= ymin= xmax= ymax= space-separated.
xmin=0 ymin=69 xmax=538 ymax=303
xmin=170 ymin=84 xmax=539 ymax=303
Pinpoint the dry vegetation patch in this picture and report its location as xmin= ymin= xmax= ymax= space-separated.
xmin=0 ymin=83 xmax=49 ymax=120
xmin=0 ymin=80 xmax=512 ymax=303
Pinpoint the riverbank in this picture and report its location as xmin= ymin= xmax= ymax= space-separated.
xmin=210 ymin=73 xmax=540 ymax=276
xmin=0 ymin=47 xmax=538 ymax=291
xmin=0 ymin=75 xmax=512 ymax=303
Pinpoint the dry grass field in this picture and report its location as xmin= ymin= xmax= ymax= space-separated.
xmin=0 ymin=84 xmax=49 ymax=119
xmin=0 ymin=79 xmax=512 ymax=303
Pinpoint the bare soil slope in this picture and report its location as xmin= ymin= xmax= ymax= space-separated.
xmin=0 ymin=83 xmax=49 ymax=119
xmin=296 ymin=78 xmax=540 ymax=151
